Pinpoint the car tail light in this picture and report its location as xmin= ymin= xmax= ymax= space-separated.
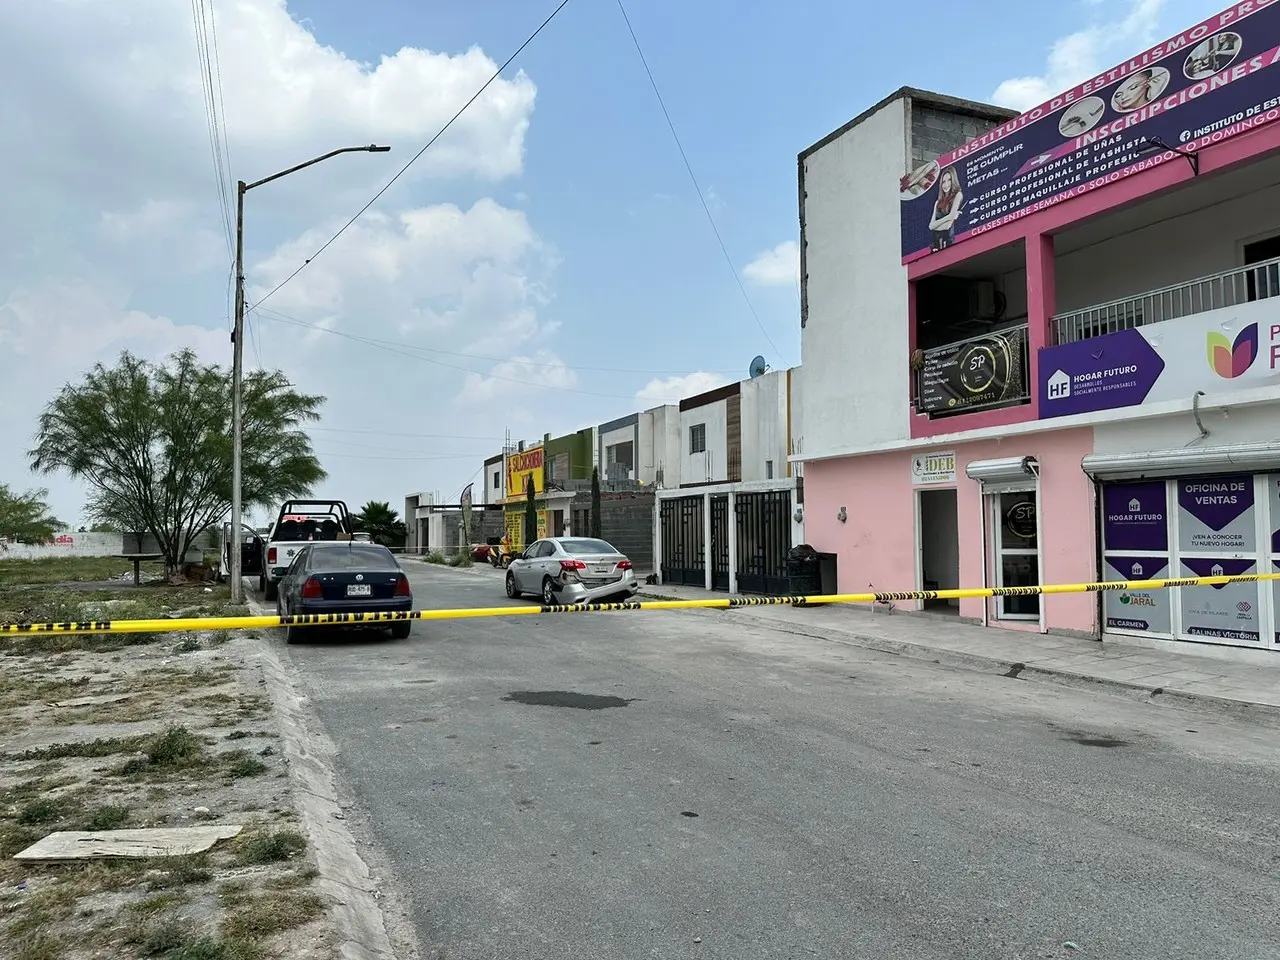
xmin=301 ymin=578 xmax=323 ymax=599
xmin=267 ymin=547 xmax=277 ymax=565
xmin=617 ymin=560 xmax=632 ymax=570
xmin=559 ymin=559 xmax=586 ymax=572
xmin=394 ymin=575 xmax=411 ymax=596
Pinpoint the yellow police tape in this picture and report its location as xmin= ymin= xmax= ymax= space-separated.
xmin=2 ymin=571 xmax=1279 ymax=636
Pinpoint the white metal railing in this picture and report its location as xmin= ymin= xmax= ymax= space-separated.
xmin=1054 ymin=255 xmax=1280 ymax=345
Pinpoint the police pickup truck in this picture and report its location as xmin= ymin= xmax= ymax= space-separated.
xmin=259 ymin=499 xmax=355 ymax=601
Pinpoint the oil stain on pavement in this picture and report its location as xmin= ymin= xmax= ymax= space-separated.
xmin=502 ymin=691 xmax=636 ymax=710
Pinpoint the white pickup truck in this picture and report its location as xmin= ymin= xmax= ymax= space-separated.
xmin=259 ymin=499 xmax=355 ymax=601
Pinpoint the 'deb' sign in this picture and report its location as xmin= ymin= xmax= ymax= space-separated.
xmin=900 ymin=0 xmax=1280 ymax=262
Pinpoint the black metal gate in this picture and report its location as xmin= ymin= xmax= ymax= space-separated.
xmin=710 ymin=495 xmax=730 ymax=591
xmin=659 ymin=496 xmax=705 ymax=586
xmin=735 ymin=490 xmax=793 ymax=595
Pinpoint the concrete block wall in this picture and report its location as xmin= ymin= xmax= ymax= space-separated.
xmin=598 ymin=493 xmax=655 ymax=572
xmin=909 ymin=104 xmax=1007 ymax=172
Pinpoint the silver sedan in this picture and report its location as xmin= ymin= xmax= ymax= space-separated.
xmin=504 ymin=537 xmax=639 ymax=605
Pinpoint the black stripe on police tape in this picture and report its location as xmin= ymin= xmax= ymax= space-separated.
xmin=0 ymin=575 xmax=1268 ymax=634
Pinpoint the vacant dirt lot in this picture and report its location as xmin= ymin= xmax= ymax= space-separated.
xmin=0 ymin=569 xmax=338 ymax=960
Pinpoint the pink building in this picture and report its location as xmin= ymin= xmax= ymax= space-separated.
xmin=796 ymin=1 xmax=1280 ymax=655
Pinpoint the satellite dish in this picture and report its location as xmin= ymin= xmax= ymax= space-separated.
xmin=748 ymin=355 xmax=769 ymax=378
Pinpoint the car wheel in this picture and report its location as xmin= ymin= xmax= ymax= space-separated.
xmin=505 ymin=571 xmax=520 ymax=598
xmin=390 ymin=621 xmax=412 ymax=640
xmin=264 ymin=578 xmax=278 ymax=602
xmin=540 ymin=576 xmax=557 ymax=606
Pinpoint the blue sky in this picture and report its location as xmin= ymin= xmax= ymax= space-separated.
xmin=0 ymin=0 xmax=1230 ymax=524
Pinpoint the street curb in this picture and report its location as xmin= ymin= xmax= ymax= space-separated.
xmin=247 ymin=596 xmax=402 ymax=960
xmin=636 ymin=592 xmax=1280 ymax=720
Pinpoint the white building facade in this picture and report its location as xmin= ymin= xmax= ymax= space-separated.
xmin=796 ymin=3 xmax=1280 ymax=658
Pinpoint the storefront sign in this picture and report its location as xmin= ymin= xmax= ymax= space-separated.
xmin=1177 ymin=475 xmax=1255 ymax=553
xmin=1003 ymin=499 xmax=1037 ymax=542
xmin=1038 ymin=304 xmax=1280 ymax=419
xmin=1103 ymin=556 xmax=1172 ymax=633
xmin=1271 ymin=473 xmax=1280 ymax=554
xmin=911 ymin=450 xmax=956 ymax=485
xmin=1180 ymin=557 xmax=1261 ymax=642
xmin=1101 ymin=481 xmax=1169 ymax=552
xmin=918 ymin=327 xmax=1027 ymax=415
xmin=505 ymin=447 xmax=544 ymax=499
xmin=900 ymin=1 xmax=1280 ymax=261
xmin=503 ymin=509 xmax=547 ymax=552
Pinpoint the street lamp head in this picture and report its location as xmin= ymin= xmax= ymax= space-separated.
xmin=366 ymin=144 xmax=391 ymax=153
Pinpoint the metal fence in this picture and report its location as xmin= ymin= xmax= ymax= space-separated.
xmin=659 ymin=496 xmax=705 ymax=587
xmin=1054 ymin=255 xmax=1280 ymax=345
xmin=734 ymin=490 xmax=793 ymax=595
xmin=710 ymin=496 xmax=730 ymax=591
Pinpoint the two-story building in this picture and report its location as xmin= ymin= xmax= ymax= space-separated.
xmin=654 ymin=367 xmax=807 ymax=593
xmin=797 ymin=1 xmax=1280 ymax=654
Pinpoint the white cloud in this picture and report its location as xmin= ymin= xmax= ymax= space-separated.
xmin=635 ymin=371 xmax=730 ymax=405
xmin=0 ymin=0 xmax=568 ymax=525
xmin=992 ymin=0 xmax=1167 ymax=110
xmin=743 ymin=241 xmax=800 ymax=287
xmin=460 ymin=351 xmax=578 ymax=403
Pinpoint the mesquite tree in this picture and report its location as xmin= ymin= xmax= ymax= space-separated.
xmin=29 ymin=349 xmax=326 ymax=572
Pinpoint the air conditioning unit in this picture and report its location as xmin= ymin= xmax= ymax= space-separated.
xmin=968 ymin=280 xmax=997 ymax=320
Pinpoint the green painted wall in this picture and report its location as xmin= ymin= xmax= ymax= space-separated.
xmin=543 ymin=427 xmax=594 ymax=485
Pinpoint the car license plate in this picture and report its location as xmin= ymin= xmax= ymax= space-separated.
xmin=346 ymin=583 xmax=372 ymax=597
xmin=593 ymin=563 xmax=611 ymax=574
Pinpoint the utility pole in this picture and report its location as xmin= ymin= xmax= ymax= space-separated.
xmin=229 ymin=144 xmax=391 ymax=604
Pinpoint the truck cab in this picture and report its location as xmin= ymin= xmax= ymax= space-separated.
xmin=260 ymin=500 xmax=354 ymax=601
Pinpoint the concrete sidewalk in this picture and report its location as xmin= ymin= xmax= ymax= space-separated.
xmin=638 ymin=582 xmax=1280 ymax=716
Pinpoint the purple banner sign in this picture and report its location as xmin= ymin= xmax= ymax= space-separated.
xmin=1177 ymin=475 xmax=1255 ymax=553
xmin=1104 ymin=556 xmax=1170 ymax=580
xmin=1180 ymin=557 xmax=1260 ymax=641
xmin=1270 ymin=474 xmax=1280 ymax=553
xmin=1181 ymin=555 xmax=1258 ymax=586
xmin=1101 ymin=481 xmax=1169 ymax=552
xmin=900 ymin=1 xmax=1280 ymax=261
xmin=1038 ymin=329 xmax=1165 ymax=418
xmin=1104 ymin=557 xmax=1172 ymax=633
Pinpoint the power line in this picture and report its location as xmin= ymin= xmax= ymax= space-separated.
xmin=314 ymin=435 xmax=496 ymax=455
xmin=247 ymin=0 xmax=575 ymax=314
xmin=315 ymin=450 xmax=488 ymax=462
xmin=309 ymin=426 xmax=509 ymax=442
xmin=613 ymin=0 xmax=784 ymax=365
xmin=251 ymin=304 xmax=734 ymax=376
xmin=257 ymin=308 xmax=688 ymax=403
xmin=190 ymin=0 xmax=235 ymax=260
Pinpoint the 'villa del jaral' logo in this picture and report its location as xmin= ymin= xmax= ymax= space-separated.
xmin=1206 ymin=323 xmax=1259 ymax=379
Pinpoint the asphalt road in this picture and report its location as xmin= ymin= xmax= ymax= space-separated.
xmin=278 ymin=562 xmax=1280 ymax=960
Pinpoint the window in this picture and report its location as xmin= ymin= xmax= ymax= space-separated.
xmin=1244 ymin=235 xmax=1280 ymax=302
xmin=765 ymin=460 xmax=774 ymax=480
xmin=492 ymin=470 xmax=500 ymax=490
xmin=559 ymin=538 xmax=617 ymax=555
xmin=689 ymin=423 xmax=707 ymax=454
xmin=994 ymin=491 xmax=1039 ymax=619
xmin=309 ymin=544 xmax=398 ymax=570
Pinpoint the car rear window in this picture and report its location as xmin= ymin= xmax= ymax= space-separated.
xmin=558 ymin=539 xmax=617 ymax=554
xmin=310 ymin=544 xmax=398 ymax=569
xmin=273 ymin=515 xmax=344 ymax=542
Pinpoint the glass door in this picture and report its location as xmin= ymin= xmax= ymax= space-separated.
xmin=993 ymin=489 xmax=1039 ymax=621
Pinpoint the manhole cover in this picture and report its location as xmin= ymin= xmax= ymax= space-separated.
xmin=502 ymin=691 xmax=634 ymax=710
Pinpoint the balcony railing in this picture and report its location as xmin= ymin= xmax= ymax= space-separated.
xmin=1054 ymin=255 xmax=1280 ymax=345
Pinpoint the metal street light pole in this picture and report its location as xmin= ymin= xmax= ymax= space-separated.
xmin=230 ymin=144 xmax=391 ymax=604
